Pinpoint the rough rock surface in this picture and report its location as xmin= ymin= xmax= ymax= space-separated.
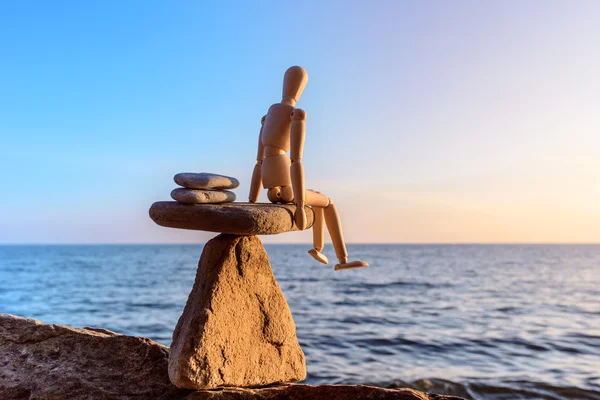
xmin=169 ymin=234 xmax=306 ymax=390
xmin=0 ymin=314 xmax=465 ymax=400
xmin=149 ymin=202 xmax=315 ymax=235
xmin=185 ymin=385 xmax=465 ymax=400
xmin=175 ymin=173 xmax=240 ymax=190
xmin=171 ymin=188 xmax=237 ymax=204
xmin=0 ymin=314 xmax=187 ymax=400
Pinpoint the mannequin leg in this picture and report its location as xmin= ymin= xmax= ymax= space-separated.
xmin=312 ymin=207 xmax=325 ymax=251
xmin=304 ymin=190 xmax=368 ymax=270
xmin=323 ymin=200 xmax=348 ymax=263
xmin=308 ymin=207 xmax=328 ymax=264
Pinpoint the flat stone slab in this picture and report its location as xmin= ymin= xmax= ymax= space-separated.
xmin=171 ymin=188 xmax=236 ymax=204
xmin=149 ymin=202 xmax=315 ymax=235
xmin=175 ymin=173 xmax=239 ymax=190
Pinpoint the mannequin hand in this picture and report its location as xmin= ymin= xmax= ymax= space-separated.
xmin=294 ymin=202 xmax=307 ymax=230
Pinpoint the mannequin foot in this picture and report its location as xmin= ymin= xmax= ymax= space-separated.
xmin=334 ymin=260 xmax=369 ymax=271
xmin=308 ymin=249 xmax=329 ymax=264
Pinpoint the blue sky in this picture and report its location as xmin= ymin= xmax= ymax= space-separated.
xmin=1 ymin=1 xmax=599 ymax=243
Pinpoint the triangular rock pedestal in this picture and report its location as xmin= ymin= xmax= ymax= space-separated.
xmin=168 ymin=234 xmax=306 ymax=390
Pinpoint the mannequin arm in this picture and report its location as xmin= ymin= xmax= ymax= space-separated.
xmin=249 ymin=117 xmax=265 ymax=202
xmin=290 ymin=108 xmax=307 ymax=229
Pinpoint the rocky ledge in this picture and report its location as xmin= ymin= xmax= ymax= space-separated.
xmin=0 ymin=314 xmax=465 ymax=400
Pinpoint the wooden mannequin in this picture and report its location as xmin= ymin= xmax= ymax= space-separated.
xmin=249 ymin=66 xmax=368 ymax=271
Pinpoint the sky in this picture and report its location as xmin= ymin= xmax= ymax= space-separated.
xmin=1 ymin=1 xmax=599 ymax=244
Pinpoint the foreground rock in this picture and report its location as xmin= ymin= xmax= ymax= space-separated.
xmin=169 ymin=234 xmax=306 ymax=389
xmin=0 ymin=314 xmax=187 ymax=400
xmin=0 ymin=314 xmax=464 ymax=400
xmin=185 ymin=385 xmax=465 ymax=399
xmin=149 ymin=202 xmax=315 ymax=235
xmin=174 ymin=173 xmax=239 ymax=190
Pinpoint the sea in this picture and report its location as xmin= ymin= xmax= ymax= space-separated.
xmin=1 ymin=244 xmax=599 ymax=400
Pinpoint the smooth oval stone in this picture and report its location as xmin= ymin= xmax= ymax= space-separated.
xmin=171 ymin=188 xmax=236 ymax=204
xmin=174 ymin=172 xmax=239 ymax=190
xmin=149 ymin=202 xmax=315 ymax=235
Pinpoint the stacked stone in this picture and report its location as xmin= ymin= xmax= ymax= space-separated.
xmin=150 ymin=181 xmax=313 ymax=391
xmin=170 ymin=172 xmax=238 ymax=204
